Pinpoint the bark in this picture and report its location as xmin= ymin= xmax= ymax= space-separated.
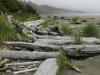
xmin=3 ymin=42 xmax=61 ymax=50
xmin=0 ymin=50 xmax=59 ymax=60
xmin=34 ymin=58 xmax=58 ymax=75
xmin=62 ymin=45 xmax=100 ymax=56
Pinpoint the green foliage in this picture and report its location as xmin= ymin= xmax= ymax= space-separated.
xmin=70 ymin=17 xmax=79 ymax=22
xmin=56 ymin=50 xmax=72 ymax=75
xmin=97 ymin=22 xmax=100 ymax=25
xmin=60 ymin=24 xmax=73 ymax=35
xmin=0 ymin=0 xmax=37 ymax=14
xmin=75 ymin=33 xmax=83 ymax=45
xmin=13 ymin=13 xmax=40 ymax=22
xmin=25 ymin=4 xmax=36 ymax=13
xmin=53 ymin=16 xmax=58 ymax=20
xmin=0 ymin=15 xmax=17 ymax=43
xmin=82 ymin=23 xmax=99 ymax=37
xmin=42 ymin=21 xmax=49 ymax=28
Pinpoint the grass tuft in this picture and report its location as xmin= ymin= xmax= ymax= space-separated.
xmin=56 ymin=50 xmax=72 ymax=75
xmin=75 ymin=33 xmax=83 ymax=45
xmin=82 ymin=23 xmax=99 ymax=37
xmin=60 ymin=24 xmax=73 ymax=35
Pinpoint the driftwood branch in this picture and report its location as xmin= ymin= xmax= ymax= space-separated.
xmin=13 ymin=68 xmax=38 ymax=75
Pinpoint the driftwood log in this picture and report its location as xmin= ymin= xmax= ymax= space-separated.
xmin=21 ymin=19 xmax=45 ymax=31
xmin=28 ymin=35 xmax=100 ymax=44
xmin=34 ymin=39 xmax=74 ymax=45
xmin=62 ymin=45 xmax=100 ymax=56
xmin=0 ymin=50 xmax=59 ymax=60
xmin=34 ymin=58 xmax=58 ymax=75
xmin=3 ymin=42 xmax=61 ymax=50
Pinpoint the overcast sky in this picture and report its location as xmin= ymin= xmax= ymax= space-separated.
xmin=25 ymin=0 xmax=100 ymax=13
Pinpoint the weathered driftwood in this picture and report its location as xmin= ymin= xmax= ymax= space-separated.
xmin=29 ymin=35 xmax=100 ymax=44
xmin=21 ymin=19 xmax=45 ymax=31
xmin=0 ymin=59 xmax=9 ymax=68
xmin=5 ymin=61 xmax=41 ymax=67
xmin=34 ymin=58 xmax=58 ymax=75
xmin=33 ymin=35 xmax=72 ymax=40
xmin=3 ymin=42 xmax=61 ymax=50
xmin=62 ymin=45 xmax=100 ymax=56
xmin=13 ymin=68 xmax=38 ymax=75
xmin=34 ymin=39 xmax=74 ymax=45
xmin=0 ymin=51 xmax=59 ymax=60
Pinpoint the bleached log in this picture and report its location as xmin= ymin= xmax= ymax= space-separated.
xmin=0 ymin=51 xmax=59 ymax=60
xmin=5 ymin=61 xmax=41 ymax=67
xmin=13 ymin=68 xmax=38 ymax=75
xmin=0 ymin=59 xmax=9 ymax=68
xmin=3 ymin=42 xmax=61 ymax=50
xmin=34 ymin=58 xmax=58 ymax=75
xmin=34 ymin=37 xmax=100 ymax=44
xmin=34 ymin=39 xmax=74 ymax=45
xmin=33 ymin=35 xmax=72 ymax=40
xmin=62 ymin=45 xmax=100 ymax=56
xmin=21 ymin=19 xmax=45 ymax=31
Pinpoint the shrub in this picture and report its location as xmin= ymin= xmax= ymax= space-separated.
xmin=56 ymin=51 xmax=72 ymax=75
xmin=70 ymin=17 xmax=79 ymax=22
xmin=42 ymin=21 xmax=48 ymax=28
xmin=57 ymin=51 xmax=72 ymax=69
xmin=75 ymin=33 xmax=83 ymax=45
xmin=82 ymin=23 xmax=99 ymax=37
xmin=60 ymin=24 xmax=73 ymax=35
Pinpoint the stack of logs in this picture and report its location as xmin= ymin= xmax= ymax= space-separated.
xmin=0 ymin=18 xmax=100 ymax=75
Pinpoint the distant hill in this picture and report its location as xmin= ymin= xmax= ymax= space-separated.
xmin=21 ymin=1 xmax=84 ymax=14
xmin=38 ymin=5 xmax=84 ymax=14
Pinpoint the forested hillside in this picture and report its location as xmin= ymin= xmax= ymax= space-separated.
xmin=0 ymin=0 xmax=36 ymax=14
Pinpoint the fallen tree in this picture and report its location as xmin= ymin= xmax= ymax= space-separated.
xmin=62 ymin=45 xmax=100 ymax=56
xmin=0 ymin=50 xmax=59 ymax=60
xmin=34 ymin=58 xmax=58 ymax=75
xmin=3 ymin=42 xmax=61 ymax=51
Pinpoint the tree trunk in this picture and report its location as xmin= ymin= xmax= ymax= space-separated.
xmin=62 ymin=45 xmax=100 ymax=56
xmin=34 ymin=58 xmax=58 ymax=75
xmin=0 ymin=50 xmax=59 ymax=60
xmin=3 ymin=42 xmax=61 ymax=51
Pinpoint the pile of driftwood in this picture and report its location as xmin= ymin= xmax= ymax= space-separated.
xmin=0 ymin=18 xmax=100 ymax=75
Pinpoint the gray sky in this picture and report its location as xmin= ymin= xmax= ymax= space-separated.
xmin=25 ymin=0 xmax=100 ymax=13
